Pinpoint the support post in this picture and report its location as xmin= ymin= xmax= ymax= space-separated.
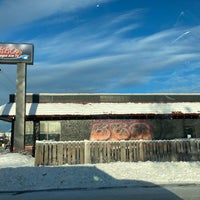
xmin=32 ymin=120 xmax=40 ymax=156
xmin=14 ymin=63 xmax=27 ymax=152
xmin=84 ymin=140 xmax=91 ymax=164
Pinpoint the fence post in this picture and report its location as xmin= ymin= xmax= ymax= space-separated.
xmin=84 ymin=140 xmax=91 ymax=164
xmin=171 ymin=141 xmax=177 ymax=161
xmin=190 ymin=140 xmax=197 ymax=161
xmin=34 ymin=141 xmax=43 ymax=166
xmin=139 ymin=141 xmax=144 ymax=161
xmin=57 ymin=142 xmax=64 ymax=165
xmin=120 ymin=141 xmax=126 ymax=162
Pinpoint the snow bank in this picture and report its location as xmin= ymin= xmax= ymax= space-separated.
xmin=0 ymin=152 xmax=200 ymax=192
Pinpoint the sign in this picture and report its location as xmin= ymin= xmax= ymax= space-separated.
xmin=0 ymin=42 xmax=34 ymax=65
xmin=90 ymin=120 xmax=152 ymax=141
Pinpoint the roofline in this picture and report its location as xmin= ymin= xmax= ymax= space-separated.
xmin=9 ymin=93 xmax=200 ymax=104
xmin=1 ymin=113 xmax=200 ymax=121
xmin=10 ymin=93 xmax=200 ymax=96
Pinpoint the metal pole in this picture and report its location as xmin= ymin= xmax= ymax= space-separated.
xmin=14 ymin=62 xmax=27 ymax=151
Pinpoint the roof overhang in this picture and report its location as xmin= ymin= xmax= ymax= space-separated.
xmin=1 ymin=102 xmax=200 ymax=121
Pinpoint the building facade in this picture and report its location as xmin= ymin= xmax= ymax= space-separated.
xmin=0 ymin=93 xmax=200 ymax=151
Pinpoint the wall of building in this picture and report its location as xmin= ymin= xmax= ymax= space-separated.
xmin=61 ymin=120 xmax=91 ymax=141
xmin=7 ymin=93 xmax=200 ymax=149
xmin=59 ymin=119 xmax=200 ymax=141
xmin=25 ymin=118 xmax=200 ymax=147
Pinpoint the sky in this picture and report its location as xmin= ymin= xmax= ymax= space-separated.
xmin=1 ymin=0 xmax=200 ymax=106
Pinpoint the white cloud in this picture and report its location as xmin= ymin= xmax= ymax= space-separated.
xmin=2 ymin=5 xmax=200 ymax=95
xmin=114 ymin=24 xmax=140 ymax=35
xmin=0 ymin=0 xmax=111 ymax=29
xmin=109 ymin=9 xmax=146 ymax=25
xmin=26 ymin=17 xmax=200 ymax=92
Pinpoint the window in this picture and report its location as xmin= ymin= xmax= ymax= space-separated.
xmin=25 ymin=121 xmax=33 ymax=146
xmin=40 ymin=121 xmax=61 ymax=141
xmin=184 ymin=126 xmax=196 ymax=138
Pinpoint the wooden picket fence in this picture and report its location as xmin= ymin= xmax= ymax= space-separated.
xmin=34 ymin=139 xmax=200 ymax=166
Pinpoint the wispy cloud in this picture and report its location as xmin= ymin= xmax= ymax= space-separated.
xmin=1 ymin=1 xmax=200 ymax=97
xmin=171 ymin=31 xmax=191 ymax=44
xmin=28 ymin=17 xmax=200 ymax=93
xmin=0 ymin=0 xmax=111 ymax=29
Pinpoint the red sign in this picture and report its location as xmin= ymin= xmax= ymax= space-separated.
xmin=0 ymin=43 xmax=34 ymax=64
xmin=0 ymin=46 xmax=22 ymax=58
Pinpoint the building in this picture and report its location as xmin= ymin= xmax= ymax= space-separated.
xmin=0 ymin=93 xmax=200 ymax=151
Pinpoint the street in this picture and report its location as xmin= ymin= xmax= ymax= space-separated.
xmin=0 ymin=185 xmax=199 ymax=200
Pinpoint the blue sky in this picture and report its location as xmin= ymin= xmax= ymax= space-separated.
xmin=1 ymin=0 xmax=200 ymax=105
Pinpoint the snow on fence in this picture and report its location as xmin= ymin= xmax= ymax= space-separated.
xmin=34 ymin=139 xmax=200 ymax=166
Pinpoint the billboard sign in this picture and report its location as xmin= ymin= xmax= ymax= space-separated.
xmin=0 ymin=42 xmax=34 ymax=65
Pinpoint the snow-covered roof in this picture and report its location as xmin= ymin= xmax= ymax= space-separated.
xmin=1 ymin=102 xmax=200 ymax=118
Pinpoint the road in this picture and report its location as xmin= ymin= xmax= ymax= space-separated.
xmin=0 ymin=185 xmax=199 ymax=200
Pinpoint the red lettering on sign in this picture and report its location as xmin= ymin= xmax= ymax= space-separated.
xmin=0 ymin=46 xmax=22 ymax=58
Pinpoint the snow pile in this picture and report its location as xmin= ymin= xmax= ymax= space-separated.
xmin=0 ymin=153 xmax=34 ymax=168
xmin=0 ymin=152 xmax=200 ymax=192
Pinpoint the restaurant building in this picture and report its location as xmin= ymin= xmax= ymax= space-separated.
xmin=0 ymin=93 xmax=200 ymax=150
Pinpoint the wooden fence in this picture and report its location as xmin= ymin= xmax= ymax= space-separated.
xmin=34 ymin=139 xmax=200 ymax=166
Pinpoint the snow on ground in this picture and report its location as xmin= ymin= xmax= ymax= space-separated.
xmin=0 ymin=151 xmax=200 ymax=192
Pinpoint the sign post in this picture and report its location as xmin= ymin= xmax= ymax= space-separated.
xmin=15 ymin=63 xmax=27 ymax=151
xmin=0 ymin=42 xmax=34 ymax=151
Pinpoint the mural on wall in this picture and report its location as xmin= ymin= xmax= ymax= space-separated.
xmin=90 ymin=120 xmax=152 ymax=141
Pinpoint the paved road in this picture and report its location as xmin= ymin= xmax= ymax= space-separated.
xmin=0 ymin=185 xmax=199 ymax=200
